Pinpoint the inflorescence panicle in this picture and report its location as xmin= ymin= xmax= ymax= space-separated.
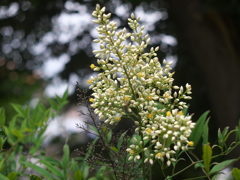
xmin=88 ymin=4 xmax=195 ymax=166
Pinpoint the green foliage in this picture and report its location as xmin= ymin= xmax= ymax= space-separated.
xmin=189 ymin=111 xmax=209 ymax=147
xmin=232 ymin=168 xmax=240 ymax=180
xmin=0 ymin=90 xmax=95 ymax=180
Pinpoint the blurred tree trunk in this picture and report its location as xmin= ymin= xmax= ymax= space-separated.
xmin=168 ymin=0 xmax=240 ymax=163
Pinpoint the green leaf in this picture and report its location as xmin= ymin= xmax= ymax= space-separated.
xmin=107 ymin=129 xmax=112 ymax=143
xmin=30 ymin=174 xmax=43 ymax=180
xmin=0 ymin=127 xmax=7 ymax=149
xmin=11 ymin=104 xmax=30 ymax=118
xmin=0 ymin=108 xmax=6 ymax=126
xmin=23 ymin=162 xmax=54 ymax=180
xmin=194 ymin=162 xmax=204 ymax=169
xmin=49 ymin=99 xmax=58 ymax=111
xmin=117 ymin=131 xmax=127 ymax=151
xmin=189 ymin=111 xmax=209 ymax=147
xmin=39 ymin=160 xmax=63 ymax=178
xmin=96 ymin=166 xmax=106 ymax=178
xmin=232 ymin=167 xmax=240 ymax=180
xmin=7 ymin=172 xmax=17 ymax=180
xmin=110 ymin=146 xmax=119 ymax=152
xmin=210 ymin=159 xmax=237 ymax=174
xmin=202 ymin=119 xmax=209 ymax=145
xmin=40 ymin=156 xmax=62 ymax=167
xmin=73 ymin=169 xmax=83 ymax=180
xmin=61 ymin=143 xmax=70 ymax=172
xmin=82 ymin=163 xmax=89 ymax=179
xmin=88 ymin=125 xmax=99 ymax=136
xmin=203 ymin=143 xmax=212 ymax=174
xmin=4 ymin=127 xmax=17 ymax=145
xmin=10 ymin=129 xmax=23 ymax=140
xmin=0 ymin=173 xmax=9 ymax=180
xmin=88 ymin=177 xmax=97 ymax=180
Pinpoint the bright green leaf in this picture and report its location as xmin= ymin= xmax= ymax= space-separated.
xmin=88 ymin=177 xmax=97 ymax=180
xmin=39 ymin=160 xmax=63 ymax=178
xmin=74 ymin=169 xmax=83 ymax=180
xmin=7 ymin=172 xmax=17 ymax=180
xmin=110 ymin=146 xmax=119 ymax=152
xmin=23 ymin=162 xmax=54 ymax=180
xmin=203 ymin=143 xmax=212 ymax=174
xmin=232 ymin=167 xmax=240 ymax=180
xmin=61 ymin=143 xmax=70 ymax=172
xmin=0 ymin=173 xmax=9 ymax=180
xmin=88 ymin=125 xmax=99 ymax=136
xmin=189 ymin=111 xmax=209 ymax=147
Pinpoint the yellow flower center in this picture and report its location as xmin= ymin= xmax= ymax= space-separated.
xmin=89 ymin=98 xmax=94 ymax=102
xmin=87 ymin=79 xmax=93 ymax=84
xmin=137 ymin=72 xmax=144 ymax=77
xmin=178 ymin=111 xmax=183 ymax=116
xmin=124 ymin=96 xmax=131 ymax=101
xmin=115 ymin=117 xmax=121 ymax=121
xmin=147 ymin=95 xmax=152 ymax=101
xmin=164 ymin=93 xmax=170 ymax=98
xmin=156 ymin=152 xmax=163 ymax=158
xmin=129 ymin=149 xmax=134 ymax=155
xmin=109 ymin=89 xmax=114 ymax=94
xmin=146 ymin=128 xmax=152 ymax=134
xmin=188 ymin=141 xmax=194 ymax=146
xmin=148 ymin=112 xmax=154 ymax=119
xmin=166 ymin=111 xmax=171 ymax=116
xmin=90 ymin=64 xmax=95 ymax=69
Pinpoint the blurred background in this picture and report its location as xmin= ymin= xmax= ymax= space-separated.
xmin=0 ymin=0 xmax=240 ymax=168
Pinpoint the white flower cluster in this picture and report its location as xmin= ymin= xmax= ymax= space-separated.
xmin=89 ymin=4 xmax=195 ymax=166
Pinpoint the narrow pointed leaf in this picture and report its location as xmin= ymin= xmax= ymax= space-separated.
xmin=23 ymin=162 xmax=54 ymax=180
xmin=210 ymin=159 xmax=237 ymax=174
xmin=203 ymin=143 xmax=212 ymax=174
xmin=189 ymin=111 xmax=209 ymax=147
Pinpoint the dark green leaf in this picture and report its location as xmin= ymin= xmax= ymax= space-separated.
xmin=210 ymin=159 xmax=237 ymax=174
xmin=202 ymin=119 xmax=209 ymax=145
xmin=189 ymin=111 xmax=209 ymax=147
xmin=194 ymin=162 xmax=204 ymax=169
xmin=203 ymin=143 xmax=212 ymax=174
xmin=96 ymin=166 xmax=106 ymax=178
xmin=107 ymin=129 xmax=112 ymax=143
xmin=0 ymin=108 xmax=6 ymax=126
xmin=30 ymin=174 xmax=43 ymax=180
xmin=0 ymin=127 xmax=7 ymax=149
xmin=117 ymin=131 xmax=127 ymax=151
